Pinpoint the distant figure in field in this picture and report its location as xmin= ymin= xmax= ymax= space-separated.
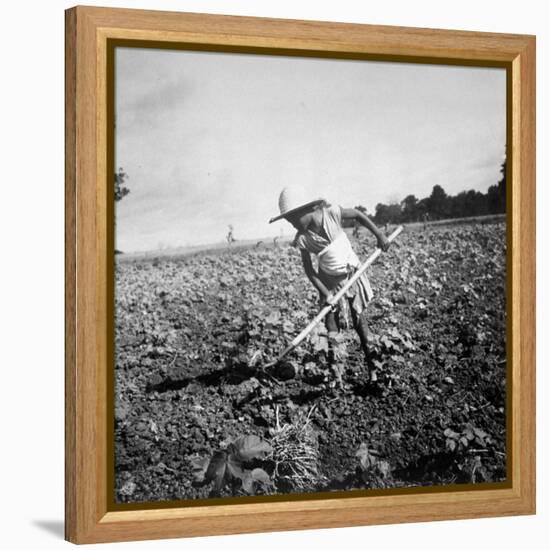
xmin=273 ymin=236 xmax=279 ymax=248
xmin=352 ymin=221 xmax=360 ymax=239
xmin=226 ymin=225 xmax=236 ymax=247
xmin=422 ymin=212 xmax=430 ymax=230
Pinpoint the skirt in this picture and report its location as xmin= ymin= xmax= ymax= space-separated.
xmin=317 ymin=266 xmax=374 ymax=327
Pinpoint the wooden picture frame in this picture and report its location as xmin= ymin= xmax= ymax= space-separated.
xmin=65 ymin=5 xmax=536 ymax=544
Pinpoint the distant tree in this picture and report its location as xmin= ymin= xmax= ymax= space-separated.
xmin=498 ymin=158 xmax=506 ymax=190
xmin=497 ymin=158 xmax=506 ymax=212
xmin=463 ymin=189 xmax=487 ymax=216
xmin=387 ymin=203 xmax=402 ymax=224
xmin=401 ymin=194 xmax=419 ymax=222
xmin=113 ymin=168 xmax=129 ymax=255
xmin=428 ymin=185 xmax=449 ymax=219
xmin=417 ymin=197 xmax=430 ymax=215
xmin=374 ymin=203 xmax=390 ymax=225
xmin=361 ymin=156 xmax=506 ymax=226
xmin=374 ymin=202 xmax=401 ymax=225
xmin=487 ymin=184 xmax=502 ymax=214
xmin=115 ymin=167 xmax=130 ymax=201
xmin=450 ymin=191 xmax=468 ymax=218
xmin=485 ymin=154 xmax=506 ymax=215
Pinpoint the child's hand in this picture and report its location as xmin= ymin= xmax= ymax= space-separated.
xmin=321 ymin=292 xmax=337 ymax=308
xmin=377 ymin=235 xmax=390 ymax=251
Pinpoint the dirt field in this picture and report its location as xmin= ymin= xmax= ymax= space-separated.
xmin=114 ymin=221 xmax=507 ymax=503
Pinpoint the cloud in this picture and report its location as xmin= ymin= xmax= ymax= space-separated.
xmin=117 ymin=79 xmax=193 ymax=134
xmin=114 ymin=49 xmax=506 ymax=252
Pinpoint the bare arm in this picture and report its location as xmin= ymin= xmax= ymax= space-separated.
xmin=341 ymin=207 xmax=390 ymax=251
xmin=300 ymin=249 xmax=331 ymax=300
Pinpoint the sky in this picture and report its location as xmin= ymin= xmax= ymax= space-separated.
xmin=115 ymin=47 xmax=506 ymax=252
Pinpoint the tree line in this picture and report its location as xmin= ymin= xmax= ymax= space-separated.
xmin=114 ymin=159 xmax=506 ymax=233
xmin=361 ymin=159 xmax=506 ymax=226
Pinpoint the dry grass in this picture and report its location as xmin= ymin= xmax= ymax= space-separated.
xmin=269 ymin=405 xmax=325 ymax=492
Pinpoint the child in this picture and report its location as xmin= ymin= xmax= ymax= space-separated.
xmin=269 ymin=187 xmax=390 ymax=384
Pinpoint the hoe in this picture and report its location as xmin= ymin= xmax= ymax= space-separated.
xmin=261 ymin=225 xmax=404 ymax=373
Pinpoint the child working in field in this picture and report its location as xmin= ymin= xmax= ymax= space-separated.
xmin=269 ymin=187 xmax=390 ymax=383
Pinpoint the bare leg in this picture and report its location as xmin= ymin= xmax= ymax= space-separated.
xmin=323 ymin=311 xmax=348 ymax=388
xmin=349 ymin=304 xmax=377 ymax=382
xmin=325 ymin=310 xmax=339 ymax=333
xmin=325 ymin=311 xmax=339 ymax=366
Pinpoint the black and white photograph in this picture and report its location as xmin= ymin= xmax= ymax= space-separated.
xmin=113 ymin=46 xmax=507 ymax=504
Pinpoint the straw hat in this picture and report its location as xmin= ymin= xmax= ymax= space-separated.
xmin=269 ymin=187 xmax=325 ymax=223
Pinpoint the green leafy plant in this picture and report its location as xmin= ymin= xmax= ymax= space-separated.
xmin=355 ymin=442 xmax=392 ymax=486
xmin=190 ymin=435 xmax=273 ymax=496
xmin=444 ymin=424 xmax=491 ymax=453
